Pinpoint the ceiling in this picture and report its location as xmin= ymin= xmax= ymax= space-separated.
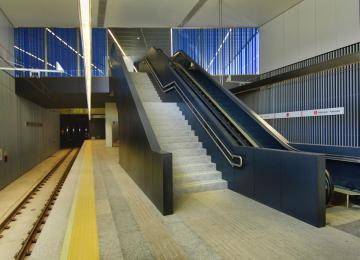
xmin=0 ymin=0 xmax=303 ymax=28
xmin=109 ymin=28 xmax=171 ymax=62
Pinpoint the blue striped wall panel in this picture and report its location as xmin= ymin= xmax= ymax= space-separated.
xmin=92 ymin=28 xmax=105 ymax=76
xmin=79 ymin=28 xmax=107 ymax=77
xmin=47 ymin=28 xmax=78 ymax=76
xmin=14 ymin=28 xmax=107 ymax=77
xmin=14 ymin=28 xmax=45 ymax=77
xmin=172 ymin=28 xmax=259 ymax=75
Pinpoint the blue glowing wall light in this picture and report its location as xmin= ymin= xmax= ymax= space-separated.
xmin=172 ymin=28 xmax=259 ymax=75
xmin=14 ymin=28 xmax=107 ymax=77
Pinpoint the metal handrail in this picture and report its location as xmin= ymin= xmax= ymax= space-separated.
xmin=289 ymin=142 xmax=360 ymax=163
xmin=145 ymin=54 xmax=336 ymax=204
xmin=172 ymin=51 xmax=295 ymax=151
xmin=145 ymin=58 xmax=243 ymax=168
xmin=174 ymin=63 xmax=259 ymax=148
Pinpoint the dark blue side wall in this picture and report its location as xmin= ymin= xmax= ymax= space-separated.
xmin=142 ymin=61 xmax=326 ymax=227
xmin=291 ymin=143 xmax=360 ymax=191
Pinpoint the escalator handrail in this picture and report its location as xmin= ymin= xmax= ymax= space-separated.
xmin=174 ymin=63 xmax=259 ymax=148
xmin=172 ymin=63 xmax=254 ymax=147
xmin=144 ymin=58 xmax=243 ymax=168
xmin=172 ymin=51 xmax=295 ymax=151
xmin=290 ymin=142 xmax=360 ymax=163
xmin=174 ymin=52 xmax=360 ymax=164
xmin=145 ymin=49 xmax=334 ymax=204
xmin=326 ymin=155 xmax=360 ymax=163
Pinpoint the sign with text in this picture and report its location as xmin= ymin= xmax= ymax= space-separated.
xmin=260 ymin=107 xmax=344 ymax=120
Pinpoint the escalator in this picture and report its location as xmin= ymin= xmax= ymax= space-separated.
xmin=140 ymin=47 xmax=333 ymax=205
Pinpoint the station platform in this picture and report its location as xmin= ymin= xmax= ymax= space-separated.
xmin=19 ymin=140 xmax=360 ymax=259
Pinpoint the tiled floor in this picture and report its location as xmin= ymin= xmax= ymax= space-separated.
xmin=91 ymin=140 xmax=360 ymax=260
xmin=27 ymin=140 xmax=360 ymax=259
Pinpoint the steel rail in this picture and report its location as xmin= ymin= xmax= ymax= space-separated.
xmin=0 ymin=150 xmax=72 ymax=236
xmin=15 ymin=148 xmax=79 ymax=259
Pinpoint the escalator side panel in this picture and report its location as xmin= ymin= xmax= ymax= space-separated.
xmin=142 ymin=48 xmax=327 ymax=227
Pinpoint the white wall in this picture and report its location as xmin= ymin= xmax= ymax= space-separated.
xmin=105 ymin=103 xmax=118 ymax=147
xmin=260 ymin=0 xmax=360 ymax=73
xmin=0 ymin=9 xmax=59 ymax=189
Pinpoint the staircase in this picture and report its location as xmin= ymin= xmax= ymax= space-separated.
xmin=131 ymin=72 xmax=227 ymax=194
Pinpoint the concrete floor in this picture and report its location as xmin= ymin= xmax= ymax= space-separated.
xmin=91 ymin=140 xmax=360 ymax=260
xmin=9 ymin=140 xmax=360 ymax=259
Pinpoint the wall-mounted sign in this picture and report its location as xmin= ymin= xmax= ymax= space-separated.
xmin=26 ymin=122 xmax=43 ymax=127
xmin=260 ymin=107 xmax=344 ymax=120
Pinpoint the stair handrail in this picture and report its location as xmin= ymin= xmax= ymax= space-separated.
xmin=144 ymin=58 xmax=243 ymax=168
xmin=172 ymin=51 xmax=295 ymax=151
xmin=144 ymin=49 xmax=334 ymax=204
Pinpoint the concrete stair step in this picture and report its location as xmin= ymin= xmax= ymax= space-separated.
xmin=173 ymin=154 xmax=211 ymax=166
xmin=148 ymin=114 xmax=185 ymax=121
xmin=173 ymin=171 xmax=222 ymax=184
xmin=174 ymin=179 xmax=228 ymax=194
xmin=154 ymin=129 xmax=195 ymax=138
xmin=158 ymin=135 xmax=198 ymax=144
xmin=174 ymin=162 xmax=216 ymax=174
xmin=131 ymin=75 xmax=151 ymax=80
xmin=146 ymin=111 xmax=183 ymax=118
xmin=135 ymin=83 xmax=156 ymax=88
xmin=130 ymin=72 xmax=148 ymax=78
xmin=138 ymin=93 xmax=161 ymax=101
xmin=161 ymin=141 xmax=202 ymax=150
xmin=150 ymin=119 xmax=188 ymax=126
xmin=131 ymin=78 xmax=228 ymax=195
xmin=139 ymin=92 xmax=160 ymax=97
xmin=136 ymin=86 xmax=158 ymax=92
xmin=136 ymin=87 xmax=155 ymax=91
xmin=152 ymin=125 xmax=192 ymax=132
xmin=140 ymin=97 xmax=161 ymax=102
xmin=140 ymin=94 xmax=161 ymax=101
xmin=137 ymin=89 xmax=157 ymax=94
xmin=143 ymin=102 xmax=178 ymax=108
xmin=172 ymin=148 xmax=207 ymax=157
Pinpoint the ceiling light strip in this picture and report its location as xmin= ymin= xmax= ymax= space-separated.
xmin=108 ymin=29 xmax=138 ymax=72
xmin=78 ymin=0 xmax=92 ymax=119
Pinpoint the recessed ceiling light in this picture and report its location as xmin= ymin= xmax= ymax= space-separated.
xmin=78 ymin=0 xmax=92 ymax=120
xmin=136 ymin=36 xmax=141 ymax=40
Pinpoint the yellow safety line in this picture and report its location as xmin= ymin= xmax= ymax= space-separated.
xmin=61 ymin=141 xmax=99 ymax=260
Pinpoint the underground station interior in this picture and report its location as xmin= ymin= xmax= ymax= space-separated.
xmin=0 ymin=0 xmax=360 ymax=259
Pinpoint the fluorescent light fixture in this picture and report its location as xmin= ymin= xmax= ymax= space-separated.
xmin=78 ymin=0 xmax=92 ymax=119
xmin=108 ymin=29 xmax=138 ymax=72
xmin=108 ymin=29 xmax=126 ymax=56
xmin=0 ymin=61 xmax=64 ymax=74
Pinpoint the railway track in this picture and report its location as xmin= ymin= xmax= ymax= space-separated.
xmin=0 ymin=148 xmax=79 ymax=259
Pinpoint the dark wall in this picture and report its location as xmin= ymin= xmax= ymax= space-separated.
xmin=141 ymin=49 xmax=327 ymax=227
xmin=291 ymin=143 xmax=360 ymax=191
xmin=16 ymin=77 xmax=113 ymax=108
xmin=109 ymin=45 xmax=173 ymax=215
xmin=89 ymin=118 xmax=105 ymax=139
xmin=60 ymin=115 xmax=89 ymax=148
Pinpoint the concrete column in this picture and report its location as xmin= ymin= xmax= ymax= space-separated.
xmin=105 ymin=103 xmax=118 ymax=147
